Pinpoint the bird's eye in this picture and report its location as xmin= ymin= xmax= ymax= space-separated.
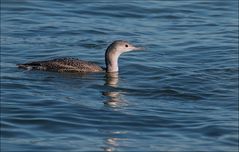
xmin=125 ymin=44 xmax=128 ymax=47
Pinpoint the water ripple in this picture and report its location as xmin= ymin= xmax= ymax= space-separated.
xmin=1 ymin=0 xmax=238 ymax=151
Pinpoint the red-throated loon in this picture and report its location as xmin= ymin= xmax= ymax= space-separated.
xmin=17 ymin=40 xmax=144 ymax=73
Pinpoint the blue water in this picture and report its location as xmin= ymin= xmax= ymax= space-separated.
xmin=1 ymin=0 xmax=238 ymax=151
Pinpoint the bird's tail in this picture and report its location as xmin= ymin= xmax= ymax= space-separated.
xmin=17 ymin=62 xmax=42 ymax=70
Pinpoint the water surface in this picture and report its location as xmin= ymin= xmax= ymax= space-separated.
xmin=1 ymin=0 xmax=238 ymax=151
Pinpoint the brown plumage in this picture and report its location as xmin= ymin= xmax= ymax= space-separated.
xmin=17 ymin=58 xmax=103 ymax=73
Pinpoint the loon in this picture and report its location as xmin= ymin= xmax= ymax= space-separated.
xmin=17 ymin=40 xmax=144 ymax=73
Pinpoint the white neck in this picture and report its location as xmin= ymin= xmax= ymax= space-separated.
xmin=105 ymin=50 xmax=120 ymax=73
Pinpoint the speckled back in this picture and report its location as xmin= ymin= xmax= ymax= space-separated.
xmin=20 ymin=57 xmax=104 ymax=73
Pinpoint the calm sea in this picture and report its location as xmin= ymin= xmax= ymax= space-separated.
xmin=1 ymin=0 xmax=238 ymax=151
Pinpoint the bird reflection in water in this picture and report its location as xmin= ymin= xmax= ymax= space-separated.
xmin=101 ymin=72 xmax=129 ymax=151
xmin=102 ymin=131 xmax=128 ymax=152
xmin=103 ymin=72 xmax=128 ymax=107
